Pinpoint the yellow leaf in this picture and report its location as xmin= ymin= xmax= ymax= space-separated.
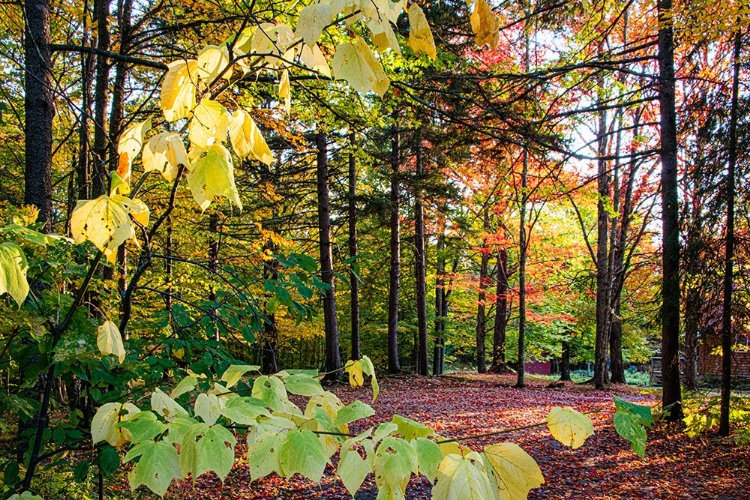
xmin=151 ymin=387 xmax=189 ymax=421
xmin=279 ymin=69 xmax=291 ymax=114
xmin=296 ymin=3 xmax=332 ymax=45
xmin=470 ymin=0 xmax=500 ymax=48
xmin=91 ymin=402 xmax=140 ymax=447
xmin=432 ymin=453 xmax=495 ymax=500
xmin=97 ymin=320 xmax=126 ymax=363
xmin=0 ymin=242 xmax=29 ymax=307
xmin=369 ymin=19 xmax=402 ymax=55
xmin=546 ymin=406 xmax=594 ymax=449
xmin=344 ymin=359 xmax=364 ymax=387
xmin=161 ymin=59 xmax=198 ymax=122
xmin=142 ymin=132 xmax=189 ymax=181
xmin=117 ymin=119 xmax=152 ymax=183
xmin=70 ymin=195 xmax=150 ymax=258
xmin=189 ymin=98 xmax=228 ymax=149
xmin=333 ymin=41 xmax=390 ymax=96
xmin=197 ymin=44 xmax=231 ymax=82
xmin=300 ymin=43 xmax=332 ymax=77
xmin=228 ymin=109 xmax=274 ymax=165
xmin=188 ymin=144 xmax=243 ymax=211
xmin=408 ymin=4 xmax=436 ymax=59
xmin=483 ymin=443 xmax=544 ymax=500
xmin=252 ymin=23 xmax=295 ymax=67
xmin=355 ymin=39 xmax=390 ymax=97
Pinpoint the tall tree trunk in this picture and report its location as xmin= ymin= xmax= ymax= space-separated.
xmin=657 ymin=0 xmax=683 ymax=421
xmin=517 ymin=147 xmax=528 ymax=389
xmin=560 ymin=339 xmax=571 ymax=381
xmin=476 ymin=246 xmax=489 ymax=374
xmin=208 ymin=213 xmax=220 ymax=341
xmin=348 ymin=133 xmax=360 ymax=361
xmin=91 ymin=0 xmax=110 ymax=197
xmin=107 ymin=0 xmax=132 ymax=163
xmin=165 ymin=215 xmax=173 ymax=318
xmin=24 ymin=0 xmax=54 ymax=230
xmin=491 ymin=248 xmax=509 ymax=372
xmin=594 ymin=105 xmax=611 ymax=389
xmin=77 ymin=0 xmax=94 ymax=201
xmin=433 ymin=223 xmax=446 ymax=375
xmin=414 ymin=133 xmax=429 ymax=376
xmin=316 ymin=133 xmax=342 ymax=380
xmin=261 ymin=238 xmax=279 ymax=374
xmin=387 ymin=119 xmax=401 ymax=374
xmin=720 ymin=30 xmax=742 ymax=437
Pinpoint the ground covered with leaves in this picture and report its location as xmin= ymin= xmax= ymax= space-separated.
xmin=157 ymin=374 xmax=749 ymax=499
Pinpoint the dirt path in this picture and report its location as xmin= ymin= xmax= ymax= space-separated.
xmin=163 ymin=374 xmax=750 ymax=499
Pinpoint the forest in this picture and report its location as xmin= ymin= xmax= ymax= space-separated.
xmin=1 ymin=0 xmax=749 ymax=498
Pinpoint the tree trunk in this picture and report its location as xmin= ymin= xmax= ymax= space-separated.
xmin=657 ymin=0 xmax=683 ymax=421
xmin=516 ymin=148 xmax=528 ymax=389
xmin=316 ymin=133 xmax=342 ymax=380
xmin=261 ymin=238 xmax=279 ymax=374
xmin=348 ymin=133 xmax=360 ymax=361
xmin=24 ymin=0 xmax=54 ymax=230
xmin=414 ymin=134 xmax=429 ymax=376
xmin=560 ymin=340 xmax=571 ymax=381
xmin=433 ymin=224 xmax=446 ymax=375
xmin=476 ymin=246 xmax=489 ymax=374
xmin=107 ymin=0 xmax=132 ymax=163
xmin=92 ymin=0 xmax=111 ymax=197
xmin=387 ymin=119 xmax=401 ymax=374
xmin=77 ymin=0 xmax=94 ymax=201
xmin=208 ymin=212 xmax=220 ymax=341
xmin=594 ymin=106 xmax=611 ymax=389
xmin=720 ymin=30 xmax=742 ymax=437
xmin=490 ymin=248 xmax=509 ymax=372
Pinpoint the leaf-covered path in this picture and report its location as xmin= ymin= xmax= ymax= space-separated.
xmin=163 ymin=374 xmax=750 ymax=499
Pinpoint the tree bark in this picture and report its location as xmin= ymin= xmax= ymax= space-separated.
xmin=516 ymin=148 xmax=528 ymax=389
xmin=261 ymin=238 xmax=279 ymax=375
xmin=414 ymin=133 xmax=429 ymax=376
xmin=434 ymin=223 xmax=446 ymax=375
xmin=594 ymin=105 xmax=611 ymax=389
xmin=720 ymin=29 xmax=742 ymax=437
xmin=348 ymin=133 xmax=360 ymax=361
xmin=91 ymin=0 xmax=111 ymax=197
xmin=208 ymin=212 xmax=220 ymax=341
xmin=657 ymin=0 xmax=683 ymax=421
xmin=476 ymin=245 xmax=489 ymax=374
xmin=490 ymin=248 xmax=509 ymax=372
xmin=24 ymin=0 xmax=54 ymax=230
xmin=316 ymin=133 xmax=342 ymax=380
xmin=560 ymin=340 xmax=571 ymax=381
xmin=387 ymin=118 xmax=401 ymax=374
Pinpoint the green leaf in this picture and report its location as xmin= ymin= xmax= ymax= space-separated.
xmin=194 ymin=393 xmax=222 ymax=426
xmin=97 ymin=320 xmax=126 ymax=363
xmin=252 ymin=375 xmax=289 ymax=411
xmin=483 ymin=443 xmax=544 ymax=500
xmin=332 ymin=400 xmax=375 ymax=428
xmin=283 ymin=373 xmax=325 ymax=397
xmin=125 ymin=440 xmax=180 ymax=496
xmin=247 ymin=431 xmax=287 ymax=479
xmin=373 ymin=436 xmax=418 ymax=497
xmin=613 ymin=411 xmax=647 ymax=457
xmin=221 ymin=397 xmax=270 ymax=425
xmin=73 ymin=460 xmax=90 ymax=482
xmin=339 ymin=438 xmax=372 ymax=495
xmin=8 ymin=492 xmax=44 ymax=500
xmin=361 ymin=355 xmax=379 ymax=402
xmin=188 ymin=144 xmax=242 ymax=211
xmin=178 ymin=422 xmax=209 ymax=478
xmin=546 ymin=406 xmax=594 ymax=449
xmin=412 ymin=437 xmax=443 ymax=483
xmin=151 ymin=388 xmax=188 ymax=421
xmin=373 ymin=422 xmax=398 ymax=443
xmin=118 ymin=411 xmax=165 ymax=444
xmin=195 ymin=424 xmax=237 ymax=481
xmin=432 ymin=453 xmax=495 ymax=500
xmin=171 ymin=375 xmax=198 ymax=399
xmin=99 ymin=445 xmax=120 ymax=477
xmin=279 ymin=429 xmax=328 ymax=482
xmin=220 ymin=364 xmax=260 ymax=388
xmin=3 ymin=460 xmax=19 ymax=486
xmin=614 ymin=397 xmax=654 ymax=427
xmin=0 ymin=242 xmax=29 ymax=306
xmin=393 ymin=414 xmax=435 ymax=442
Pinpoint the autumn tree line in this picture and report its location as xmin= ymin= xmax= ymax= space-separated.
xmin=0 ymin=0 xmax=749 ymax=492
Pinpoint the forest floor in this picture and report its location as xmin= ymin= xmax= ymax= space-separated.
xmin=161 ymin=374 xmax=750 ymax=500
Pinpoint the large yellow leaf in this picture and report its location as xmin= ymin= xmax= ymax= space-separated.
xmin=344 ymin=359 xmax=364 ymax=387
xmin=188 ymin=98 xmax=228 ymax=149
xmin=70 ymin=195 xmax=150 ymax=259
xmin=142 ymin=131 xmax=189 ymax=181
xmin=188 ymin=144 xmax=243 ymax=211
xmin=161 ymin=59 xmax=198 ymax=122
xmin=91 ymin=402 xmax=141 ymax=447
xmin=279 ymin=69 xmax=291 ymax=113
xmin=356 ymin=39 xmax=390 ymax=97
xmin=197 ymin=44 xmax=231 ymax=82
xmin=97 ymin=320 xmax=126 ymax=363
xmin=432 ymin=453 xmax=495 ymax=500
xmin=0 ymin=242 xmax=29 ymax=306
xmin=300 ymin=43 xmax=331 ymax=77
xmin=546 ymin=406 xmax=594 ymax=449
xmin=252 ymin=23 xmax=295 ymax=67
xmin=408 ymin=4 xmax=436 ymax=59
xmin=483 ymin=443 xmax=544 ymax=500
xmin=371 ymin=0 xmax=405 ymax=23
xmin=296 ymin=3 xmax=332 ymax=45
xmin=470 ymin=0 xmax=500 ymax=48
xmin=369 ymin=19 xmax=402 ymax=55
xmin=333 ymin=41 xmax=390 ymax=96
xmin=228 ymin=109 xmax=273 ymax=165
xmin=117 ymin=119 xmax=152 ymax=184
